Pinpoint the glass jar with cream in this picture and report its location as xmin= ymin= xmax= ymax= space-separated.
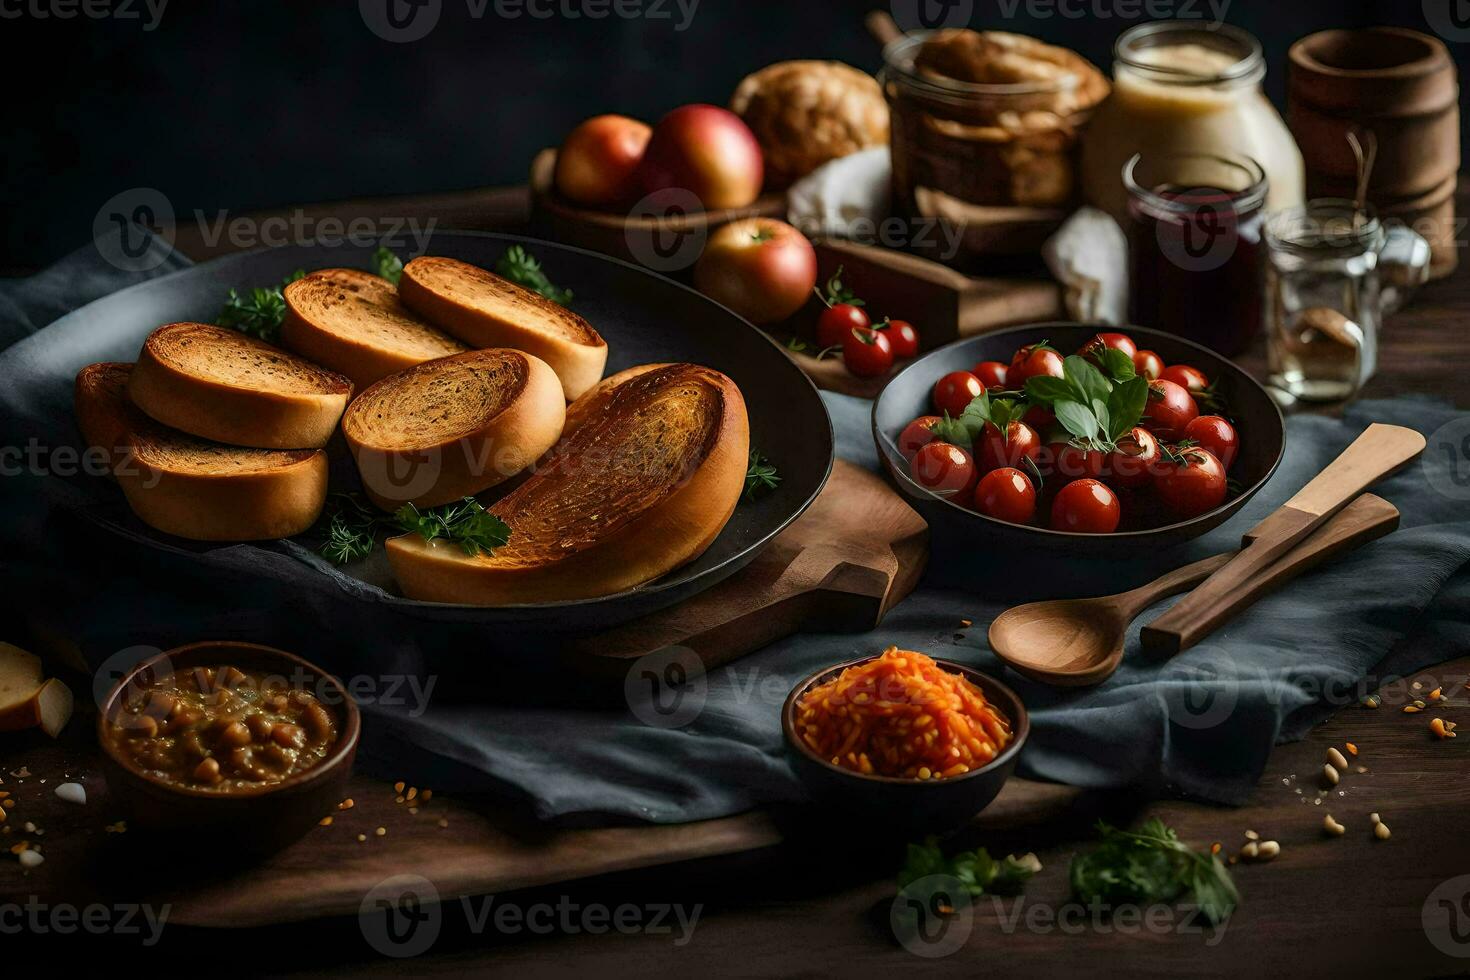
xmin=1082 ymin=21 xmax=1304 ymax=223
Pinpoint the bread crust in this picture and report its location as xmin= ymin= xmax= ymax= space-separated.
xmin=75 ymin=362 xmax=328 ymax=541
xmin=128 ymin=322 xmax=353 ymax=449
xmin=341 ymin=349 xmax=567 ymax=511
xmin=398 ymin=256 xmax=608 ymax=401
xmin=281 ymin=269 xmax=468 ymax=389
xmin=385 ymin=363 xmax=749 ymax=604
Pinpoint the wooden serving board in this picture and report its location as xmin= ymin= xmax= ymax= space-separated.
xmin=563 ymin=459 xmax=929 ymax=679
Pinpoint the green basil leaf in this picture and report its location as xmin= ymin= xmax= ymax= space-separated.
xmin=931 ymin=416 xmax=972 ymax=446
xmin=1023 ymin=376 xmax=1072 ymax=405
xmin=1100 ymin=346 xmax=1137 ymax=384
xmin=1065 ymin=355 xmax=1113 ymax=408
xmin=1092 ymin=399 xmax=1111 ymax=440
xmin=1054 ymin=401 xmax=1101 ymax=442
xmin=1107 ymin=376 xmax=1150 ymax=442
xmin=957 ymin=391 xmax=992 ymax=438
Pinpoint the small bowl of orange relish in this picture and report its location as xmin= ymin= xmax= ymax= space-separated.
xmin=782 ymin=647 xmax=1029 ymax=830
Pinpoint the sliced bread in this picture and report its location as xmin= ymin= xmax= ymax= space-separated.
xmin=386 ymin=363 xmax=749 ymax=604
xmin=341 ymin=348 xmax=566 ymax=511
xmin=128 ymin=322 xmax=353 ymax=449
xmin=75 ymin=362 xmax=328 ymax=541
xmin=398 ymin=256 xmax=608 ymax=401
xmin=281 ymin=269 xmax=468 ymax=389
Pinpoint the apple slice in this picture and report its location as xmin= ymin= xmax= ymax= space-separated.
xmin=0 ymin=678 xmax=74 ymax=737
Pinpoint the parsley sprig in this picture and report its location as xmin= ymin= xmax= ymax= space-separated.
xmin=216 ymin=269 xmax=306 ymax=343
xmin=316 ymin=493 xmax=511 ymax=564
xmin=893 ymin=837 xmax=1040 ymax=941
xmin=1069 ymin=819 xmax=1238 ymax=925
xmin=744 ymin=450 xmax=781 ymax=500
xmin=496 ymin=245 xmax=573 ymax=306
xmin=371 ymin=246 xmax=404 ymax=284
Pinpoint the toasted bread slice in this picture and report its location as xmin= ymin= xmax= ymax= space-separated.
xmin=398 ymin=256 xmax=608 ymax=400
xmin=342 ymin=348 xmax=567 ymax=510
xmin=128 ymin=322 xmax=353 ymax=449
xmin=0 ymin=677 xmax=74 ymax=737
xmin=386 ymin=363 xmax=749 ymax=604
xmin=75 ymin=362 xmax=328 ymax=541
xmin=281 ymin=269 xmax=469 ymax=389
xmin=0 ymin=642 xmax=44 ymax=724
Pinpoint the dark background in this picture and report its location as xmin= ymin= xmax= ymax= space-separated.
xmin=2 ymin=0 xmax=1464 ymax=272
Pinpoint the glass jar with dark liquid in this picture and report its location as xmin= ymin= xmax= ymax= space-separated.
xmin=1125 ymin=152 xmax=1268 ymax=357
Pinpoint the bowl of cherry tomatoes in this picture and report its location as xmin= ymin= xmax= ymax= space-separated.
xmin=871 ymin=324 xmax=1285 ymax=557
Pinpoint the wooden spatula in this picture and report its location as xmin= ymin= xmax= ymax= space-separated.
xmin=1140 ymin=423 xmax=1425 ymax=656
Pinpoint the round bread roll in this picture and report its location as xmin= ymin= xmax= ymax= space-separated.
xmin=731 ymin=60 xmax=889 ymax=187
xmin=341 ymin=348 xmax=566 ymax=511
xmin=128 ymin=322 xmax=353 ymax=449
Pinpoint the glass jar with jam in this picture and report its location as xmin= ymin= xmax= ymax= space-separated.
xmin=1125 ymin=151 xmax=1268 ymax=357
xmin=1082 ymin=21 xmax=1304 ymax=224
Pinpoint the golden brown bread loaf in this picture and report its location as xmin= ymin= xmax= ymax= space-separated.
xmin=74 ymin=362 xmax=328 ymax=541
xmin=128 ymin=322 xmax=353 ymax=449
xmin=398 ymin=256 xmax=608 ymax=401
xmin=281 ymin=269 xmax=468 ymax=389
xmin=341 ymin=348 xmax=566 ymax=511
xmin=386 ymin=363 xmax=749 ymax=604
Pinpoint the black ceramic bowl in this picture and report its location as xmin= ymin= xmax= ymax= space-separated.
xmin=871 ymin=324 xmax=1285 ymax=559
xmin=782 ymin=656 xmax=1028 ymax=833
xmin=97 ymin=641 xmax=360 ymax=857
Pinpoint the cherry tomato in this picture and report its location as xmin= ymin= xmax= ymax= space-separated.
xmin=817 ymin=303 xmax=869 ymax=349
xmin=1142 ymin=379 xmax=1199 ymax=441
xmin=884 ymin=319 xmax=920 ymax=359
xmin=1041 ymin=441 xmax=1105 ymax=481
xmin=1022 ymin=404 xmax=1057 ymax=435
xmin=976 ymin=420 xmax=1041 ymax=474
xmin=909 ymin=442 xmax=978 ymax=500
xmin=974 ymin=467 xmax=1036 ymax=525
xmin=972 ymin=360 xmax=1010 ymax=389
xmin=1105 ymin=426 xmax=1162 ymax=489
xmin=1155 ymin=447 xmax=1228 ymax=519
xmin=842 ymin=325 xmax=894 ymax=378
xmin=1050 ymin=479 xmax=1121 ymax=534
xmin=1009 ymin=344 xmax=1065 ymax=387
xmin=932 ymin=371 xmax=985 ymax=418
xmin=1132 ymin=349 xmax=1165 ymax=381
xmin=898 ymin=416 xmax=944 ymax=462
xmin=1183 ymin=415 xmax=1239 ymax=470
xmin=1080 ymin=332 xmax=1138 ymax=365
xmin=1161 ymin=363 xmax=1210 ymax=394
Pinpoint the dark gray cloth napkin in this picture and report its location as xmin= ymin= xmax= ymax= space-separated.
xmin=3 ymin=241 xmax=1468 ymax=823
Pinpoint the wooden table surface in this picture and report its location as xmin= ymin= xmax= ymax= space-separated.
xmin=10 ymin=184 xmax=1470 ymax=975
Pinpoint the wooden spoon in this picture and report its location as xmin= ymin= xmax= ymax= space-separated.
xmin=988 ymin=493 xmax=1400 ymax=687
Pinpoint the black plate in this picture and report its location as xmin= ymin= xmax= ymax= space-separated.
xmin=872 ymin=324 xmax=1285 ymax=559
xmin=4 ymin=232 xmax=833 ymax=631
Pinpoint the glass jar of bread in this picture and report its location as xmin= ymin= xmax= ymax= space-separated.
xmin=881 ymin=30 xmax=1109 ymax=256
xmin=1081 ymin=21 xmax=1305 ymax=223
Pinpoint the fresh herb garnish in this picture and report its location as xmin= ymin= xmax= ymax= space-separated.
xmin=930 ymin=388 xmax=1026 ymax=447
xmin=1069 ymin=819 xmax=1238 ymax=926
xmin=216 ymin=269 xmax=307 ymax=343
xmin=1024 ymin=354 xmax=1149 ymax=453
xmin=744 ymin=450 xmax=781 ymax=500
xmin=318 ymin=492 xmax=383 ymax=565
xmin=371 ymin=246 xmax=404 ymax=285
xmin=893 ymin=836 xmax=1040 ymax=940
xmin=816 ymin=264 xmax=864 ymax=308
xmin=496 ymin=245 xmax=572 ymax=306
xmin=393 ymin=497 xmax=511 ymax=556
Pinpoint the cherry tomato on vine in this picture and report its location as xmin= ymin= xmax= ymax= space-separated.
xmin=976 ymin=420 xmax=1041 ymax=474
xmin=842 ymin=326 xmax=894 ymax=377
xmin=1009 ymin=344 xmax=1065 ymax=387
xmin=972 ymin=360 xmax=1010 ymax=389
xmin=1154 ymin=447 xmax=1228 ymax=519
xmin=909 ymin=442 xmax=978 ymax=500
xmin=974 ymin=467 xmax=1036 ymax=524
xmin=1050 ymin=479 xmax=1121 ymax=534
xmin=932 ymin=371 xmax=985 ymax=418
xmin=1183 ymin=415 xmax=1239 ymax=470
xmin=817 ymin=303 xmax=869 ymax=349
xmin=1105 ymin=426 xmax=1162 ymax=490
xmin=1142 ymin=379 xmax=1199 ymax=440
xmin=1132 ymin=349 xmax=1165 ymax=381
xmin=1161 ymin=363 xmax=1210 ymax=394
xmin=898 ymin=416 xmax=944 ymax=462
xmin=883 ymin=319 xmax=920 ymax=359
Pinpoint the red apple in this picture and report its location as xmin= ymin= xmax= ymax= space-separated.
xmin=694 ymin=218 xmax=816 ymax=325
xmin=638 ymin=104 xmax=763 ymax=211
xmin=554 ymin=114 xmax=652 ymax=209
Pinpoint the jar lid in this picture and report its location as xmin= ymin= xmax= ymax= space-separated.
xmin=1115 ymin=21 xmax=1265 ymax=88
